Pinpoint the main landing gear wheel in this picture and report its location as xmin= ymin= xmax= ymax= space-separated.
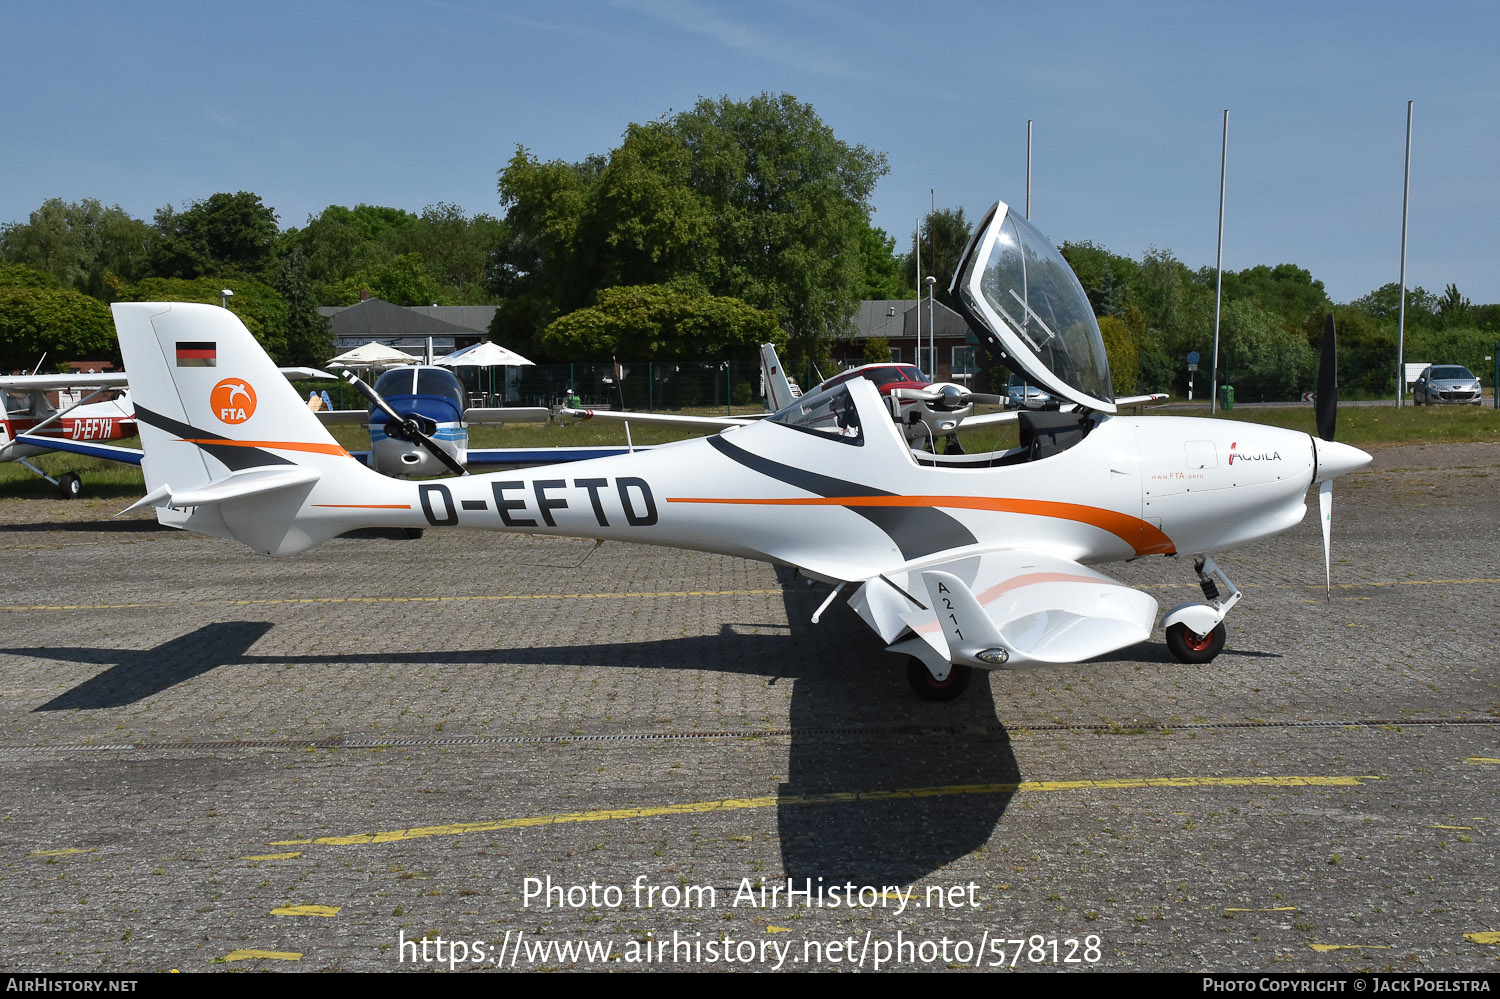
xmin=57 ymin=473 xmax=82 ymax=499
xmin=1165 ymin=622 xmax=1226 ymax=664
xmin=907 ymin=658 xmax=972 ymax=701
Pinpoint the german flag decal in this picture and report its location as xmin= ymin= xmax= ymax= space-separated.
xmin=176 ymin=341 xmax=216 ymax=367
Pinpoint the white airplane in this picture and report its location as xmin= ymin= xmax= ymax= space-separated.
xmin=111 ymin=199 xmax=1370 ymax=699
xmin=318 ymin=365 xmax=551 ymax=478
xmin=0 ymin=372 xmax=140 ymax=497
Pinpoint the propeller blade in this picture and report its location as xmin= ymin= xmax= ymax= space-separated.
xmin=1315 ymin=313 xmax=1338 ymax=442
xmin=1319 ymin=480 xmax=1333 ymax=599
xmin=331 ymin=366 xmax=468 ymax=477
xmin=333 ymin=366 xmax=404 ymax=425
xmin=967 ymin=392 xmax=1007 ymax=407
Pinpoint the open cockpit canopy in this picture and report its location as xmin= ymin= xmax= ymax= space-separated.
xmin=951 ymin=201 xmax=1115 ymax=413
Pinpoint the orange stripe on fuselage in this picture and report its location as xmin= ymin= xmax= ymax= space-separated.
xmin=312 ymin=504 xmax=412 ymax=509
xmin=177 ymin=438 xmax=350 ymax=457
xmin=667 ymin=494 xmax=1175 ymax=557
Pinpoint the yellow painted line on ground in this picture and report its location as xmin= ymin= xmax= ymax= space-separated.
xmin=1465 ymin=932 xmax=1500 ymax=945
xmin=1226 ymin=907 xmax=1298 ymax=912
xmin=241 ymin=851 xmax=302 ymax=861
xmin=270 ymin=775 xmax=1379 ymax=848
xmin=270 ymin=904 xmax=340 ymax=917
xmin=222 ymin=949 xmax=301 ymax=962
xmin=1429 ymin=825 xmax=1474 ymax=830
xmin=28 ymin=847 xmax=95 ymax=857
xmin=1308 ymin=944 xmax=1390 ymax=952
xmin=1466 ymin=758 xmax=1500 ymax=765
xmin=0 ymin=589 xmax=783 ymax=612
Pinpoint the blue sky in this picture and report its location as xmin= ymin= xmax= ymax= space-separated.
xmin=5 ymin=1 xmax=1497 ymax=304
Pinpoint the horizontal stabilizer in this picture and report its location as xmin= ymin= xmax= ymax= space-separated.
xmin=124 ymin=466 xmax=321 ymax=512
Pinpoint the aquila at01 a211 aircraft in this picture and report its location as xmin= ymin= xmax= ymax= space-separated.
xmin=113 ymin=199 xmax=1371 ymax=699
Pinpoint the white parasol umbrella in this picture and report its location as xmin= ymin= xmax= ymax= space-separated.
xmin=435 ymin=341 xmax=534 ymax=367
xmin=327 ymin=342 xmax=421 ymax=368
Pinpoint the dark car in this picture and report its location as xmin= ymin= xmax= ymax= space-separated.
xmin=1413 ymin=365 xmax=1482 ymax=406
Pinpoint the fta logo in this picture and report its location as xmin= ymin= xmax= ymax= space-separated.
xmin=210 ymin=379 xmax=257 ymax=424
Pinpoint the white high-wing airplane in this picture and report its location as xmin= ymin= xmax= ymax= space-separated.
xmin=111 ymin=200 xmax=1370 ymax=699
xmin=0 ymin=372 xmax=140 ymax=497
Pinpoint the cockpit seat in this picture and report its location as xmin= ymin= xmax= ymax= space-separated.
xmin=1019 ymin=410 xmax=1090 ymax=460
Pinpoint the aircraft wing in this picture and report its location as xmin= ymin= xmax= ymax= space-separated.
xmin=464 ymin=407 xmax=550 ymax=424
xmin=13 ymin=435 xmax=143 ymax=465
xmin=961 ymin=393 xmax=1165 ymax=429
xmin=556 ymin=407 xmax=762 ymax=429
xmin=465 ymin=445 xmax=656 ymax=467
xmin=0 ymin=372 xmax=130 ymax=391
xmin=313 ymin=409 xmax=371 ymax=425
xmin=846 ymin=547 xmax=1158 ymax=670
xmin=348 ymin=445 xmax=660 ymax=470
xmin=959 ymin=409 xmax=1021 ymax=428
xmin=1116 ymin=393 xmax=1168 ymax=408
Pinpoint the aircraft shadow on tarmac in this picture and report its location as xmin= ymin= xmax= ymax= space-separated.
xmin=0 ymin=519 xmax=172 ymax=535
xmin=20 ymin=622 xmax=275 ymax=711
xmin=15 ymin=585 xmax=1276 ymax=884
xmin=14 ymin=580 xmax=1021 ymax=885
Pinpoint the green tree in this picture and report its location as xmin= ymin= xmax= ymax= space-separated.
xmin=1437 ymin=283 xmax=1472 ymax=328
xmin=323 ymin=253 xmax=445 ymax=308
xmin=901 ymin=207 xmax=973 ymax=311
xmin=290 ymin=203 xmax=420 ymax=291
xmin=0 ymin=198 xmax=153 ymax=298
xmin=271 ymin=247 xmax=332 ymax=366
xmin=0 ymin=285 xmax=116 ymax=371
xmin=855 ymin=221 xmax=904 ymax=301
xmin=1215 ymin=300 xmax=1315 ymax=401
xmin=119 ymin=276 xmax=290 ymax=362
xmin=1218 ymin=263 xmax=1331 ymax=335
xmin=0 ymin=262 xmax=61 ymax=289
xmin=1351 ymin=282 xmax=1438 ymax=325
xmin=409 ymin=203 xmax=507 ymax=301
xmin=669 ymin=93 xmax=887 ymax=356
xmin=150 ymin=192 xmax=280 ymax=279
xmin=540 ymin=284 xmax=782 ymax=361
xmin=494 ymin=93 xmax=887 ymax=359
xmin=1061 ymin=241 xmax=1141 ymax=318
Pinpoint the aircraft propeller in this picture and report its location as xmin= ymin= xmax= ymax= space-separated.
xmin=330 ymin=365 xmax=469 ymax=477
xmin=890 ymin=383 xmax=1006 ymax=411
xmin=1315 ymin=314 xmax=1338 ymax=598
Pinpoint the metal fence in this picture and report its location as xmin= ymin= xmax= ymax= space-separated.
xmin=449 ymin=359 xmax=846 ymax=413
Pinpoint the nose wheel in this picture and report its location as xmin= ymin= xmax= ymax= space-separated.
xmin=906 ymin=658 xmax=973 ymax=701
xmin=1165 ymin=621 xmax=1226 ymax=663
xmin=1161 ymin=556 xmax=1239 ymax=664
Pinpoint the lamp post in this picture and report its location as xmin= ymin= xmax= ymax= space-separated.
xmin=924 ymin=275 xmax=937 ymax=377
xmin=221 ymin=288 xmax=234 ymax=309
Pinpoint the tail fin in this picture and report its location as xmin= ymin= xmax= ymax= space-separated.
xmin=759 ymin=343 xmax=800 ymax=413
xmin=113 ymin=302 xmax=372 ymax=554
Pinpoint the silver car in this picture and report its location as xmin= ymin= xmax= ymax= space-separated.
xmin=1006 ymin=372 xmax=1052 ymax=408
xmin=1413 ymin=365 xmax=1482 ymax=406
